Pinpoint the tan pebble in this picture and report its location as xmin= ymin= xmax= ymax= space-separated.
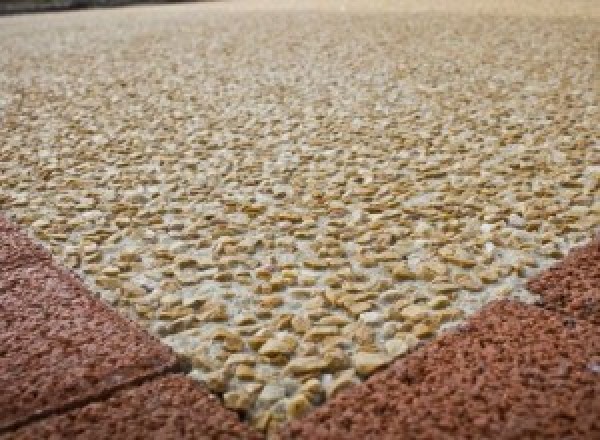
xmin=225 ymin=353 xmax=257 ymax=367
xmin=259 ymin=295 xmax=284 ymax=309
xmin=454 ymin=273 xmax=484 ymax=291
xmin=95 ymin=276 xmax=121 ymax=289
xmin=289 ymin=288 xmax=313 ymax=299
xmin=371 ymin=279 xmax=392 ymax=292
xmin=440 ymin=248 xmax=477 ymax=268
xmin=291 ymin=315 xmax=310 ymax=334
xmin=101 ymin=266 xmax=121 ymax=277
xmin=182 ymin=294 xmax=207 ymax=308
xmin=326 ymin=290 xmax=346 ymax=307
xmin=133 ymin=304 xmax=154 ymax=319
xmin=316 ymin=315 xmax=351 ymax=326
xmin=380 ymin=290 xmax=407 ymax=303
xmin=267 ymin=415 xmax=286 ymax=438
xmin=159 ymin=293 xmax=181 ymax=307
xmin=158 ymin=307 xmax=194 ymax=320
xmin=175 ymin=271 xmax=203 ymax=286
xmin=199 ymin=369 xmax=227 ymax=393
xmin=326 ymin=369 xmax=359 ymax=398
xmin=198 ymin=301 xmax=228 ymax=321
xmin=152 ymin=248 xmax=175 ymax=261
xmin=119 ymin=282 xmax=146 ymax=298
xmin=416 ymin=262 xmax=447 ymax=281
xmin=299 ymin=276 xmax=317 ymax=287
xmin=346 ymin=322 xmax=374 ymax=346
xmin=254 ymin=267 xmax=273 ymax=281
xmin=393 ymin=303 xmax=429 ymax=322
xmin=248 ymin=335 xmax=269 ymax=351
xmin=269 ymin=276 xmax=287 ymax=292
xmin=324 ymin=348 xmax=350 ymax=371
xmin=235 ymin=313 xmax=257 ymax=326
xmin=413 ymin=322 xmax=436 ymax=338
xmin=257 ymin=384 xmax=286 ymax=406
xmin=478 ymin=268 xmax=500 ymax=283
xmin=374 ymin=251 xmax=399 ymax=263
xmin=259 ymin=335 xmax=298 ymax=356
xmin=234 ymin=272 xmax=253 ymax=285
xmin=304 ymin=259 xmax=328 ymax=270
xmin=224 ymin=390 xmax=254 ymax=412
xmin=299 ymin=378 xmax=324 ymax=404
xmin=190 ymin=349 xmax=220 ymax=370
xmin=396 ymin=333 xmax=420 ymax=348
xmin=83 ymin=252 xmax=102 ymax=264
xmin=353 ymin=351 xmax=391 ymax=377
xmin=385 ymin=339 xmax=410 ymax=356
xmin=431 ymin=282 xmax=461 ymax=293
xmin=304 ymin=326 xmax=339 ymax=341
xmin=427 ymin=295 xmax=450 ymax=309
xmin=492 ymin=285 xmax=512 ymax=297
xmin=435 ymin=308 xmax=463 ymax=323
xmin=389 ymin=263 xmax=416 ymax=281
xmin=346 ymin=301 xmax=374 ymax=317
xmin=274 ymin=314 xmax=294 ymax=331
xmin=294 ymin=230 xmax=316 ymax=240
xmin=297 ymin=342 xmax=319 ymax=356
xmin=235 ymin=364 xmax=256 ymax=381
xmin=286 ymin=393 xmax=312 ymax=419
xmin=381 ymin=322 xmax=398 ymax=339
xmin=286 ymin=356 xmax=329 ymax=375
xmin=304 ymin=296 xmax=325 ymax=310
xmin=214 ymin=271 xmax=233 ymax=282
xmin=118 ymin=251 xmax=142 ymax=263
xmin=256 ymin=308 xmax=273 ymax=319
xmin=358 ymin=255 xmax=378 ymax=268
xmin=217 ymin=332 xmax=245 ymax=352
xmin=324 ymin=275 xmax=343 ymax=288
xmin=82 ymin=263 xmax=101 ymax=275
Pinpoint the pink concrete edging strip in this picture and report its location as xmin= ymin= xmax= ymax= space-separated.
xmin=0 ymin=217 xmax=179 ymax=432
xmin=528 ymin=238 xmax=600 ymax=325
xmin=2 ymin=374 xmax=262 ymax=440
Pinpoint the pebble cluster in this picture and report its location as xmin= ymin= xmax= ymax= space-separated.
xmin=1 ymin=1 xmax=598 ymax=435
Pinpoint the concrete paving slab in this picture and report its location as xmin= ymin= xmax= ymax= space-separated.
xmin=1 ymin=374 xmax=262 ymax=440
xmin=0 ymin=218 xmax=179 ymax=432
xmin=528 ymin=238 xmax=600 ymax=325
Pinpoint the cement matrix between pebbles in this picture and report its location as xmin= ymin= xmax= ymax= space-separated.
xmin=1 ymin=0 xmax=598 ymax=435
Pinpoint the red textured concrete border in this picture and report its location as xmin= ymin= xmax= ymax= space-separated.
xmin=2 ymin=374 xmax=262 ymax=440
xmin=528 ymin=238 xmax=600 ymax=325
xmin=0 ymin=217 xmax=180 ymax=432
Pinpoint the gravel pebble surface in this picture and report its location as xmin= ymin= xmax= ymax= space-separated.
xmin=1 ymin=0 xmax=598 ymax=431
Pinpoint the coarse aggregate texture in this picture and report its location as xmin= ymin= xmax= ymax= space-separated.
xmin=0 ymin=218 xmax=179 ymax=432
xmin=1 ymin=0 xmax=599 ymax=431
xmin=1 ymin=374 xmax=262 ymax=440
xmin=528 ymin=238 xmax=600 ymax=325
xmin=278 ymin=300 xmax=600 ymax=440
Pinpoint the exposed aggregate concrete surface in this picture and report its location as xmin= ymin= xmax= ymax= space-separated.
xmin=1 ymin=0 xmax=599 ymax=433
